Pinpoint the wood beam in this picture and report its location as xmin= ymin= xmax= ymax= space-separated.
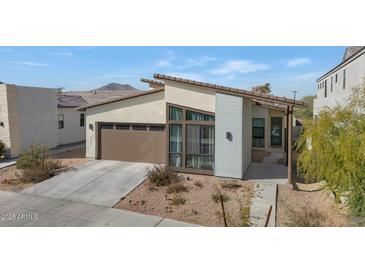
xmin=287 ymin=105 xmax=293 ymax=186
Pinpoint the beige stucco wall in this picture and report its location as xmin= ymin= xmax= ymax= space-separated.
xmin=15 ymin=85 xmax=58 ymax=152
xmin=164 ymin=81 xmax=216 ymax=112
xmin=57 ymin=107 xmax=86 ymax=145
xmin=242 ymin=98 xmax=252 ymax=174
xmin=85 ymin=91 xmax=166 ymax=158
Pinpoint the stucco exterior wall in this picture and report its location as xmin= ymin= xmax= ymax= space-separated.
xmin=85 ymin=91 xmax=166 ymax=158
xmin=215 ymin=93 xmax=243 ymax=179
xmin=314 ymin=50 xmax=365 ymax=115
xmin=164 ymin=81 xmax=216 ymax=112
xmin=57 ymin=107 xmax=86 ymax=145
xmin=15 ymin=85 xmax=58 ymax=152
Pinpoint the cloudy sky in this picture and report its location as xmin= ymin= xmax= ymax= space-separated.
xmin=0 ymin=46 xmax=346 ymax=98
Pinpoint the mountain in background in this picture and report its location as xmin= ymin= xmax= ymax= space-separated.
xmin=94 ymin=83 xmax=138 ymax=92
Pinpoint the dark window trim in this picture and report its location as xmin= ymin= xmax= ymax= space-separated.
xmin=80 ymin=113 xmax=85 ymax=127
xmin=166 ymin=103 xmax=215 ymax=174
xmin=58 ymin=114 xmax=64 ymax=129
xmin=252 ymin=118 xmax=265 ymax=148
xmin=343 ymin=69 xmax=346 ymax=89
xmin=324 ymin=80 xmax=327 ymax=97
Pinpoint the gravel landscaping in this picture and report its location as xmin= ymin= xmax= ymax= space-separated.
xmin=114 ymin=173 xmax=254 ymax=227
xmin=276 ymin=183 xmax=349 ymax=226
xmin=0 ymin=147 xmax=89 ymax=192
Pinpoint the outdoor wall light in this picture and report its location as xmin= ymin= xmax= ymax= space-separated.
xmin=226 ymin=132 xmax=233 ymax=141
xmin=89 ymin=124 xmax=93 ymax=131
xmin=0 ymin=122 xmax=4 ymax=127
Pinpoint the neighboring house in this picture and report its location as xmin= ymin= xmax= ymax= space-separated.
xmin=0 ymin=83 xmax=58 ymax=157
xmin=313 ymin=46 xmax=365 ymax=115
xmin=57 ymin=94 xmax=87 ymax=145
xmin=0 ymin=82 xmax=138 ymax=157
xmin=79 ymin=74 xmax=305 ymax=181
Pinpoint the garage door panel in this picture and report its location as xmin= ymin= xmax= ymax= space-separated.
xmin=99 ymin=125 xmax=166 ymax=164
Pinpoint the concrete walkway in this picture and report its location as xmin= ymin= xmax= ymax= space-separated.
xmin=22 ymin=160 xmax=153 ymax=207
xmin=249 ymin=183 xmax=277 ymax=227
xmin=0 ymin=158 xmax=16 ymax=169
xmin=0 ymin=190 xmax=199 ymax=227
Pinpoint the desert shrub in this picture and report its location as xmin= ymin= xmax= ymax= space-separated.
xmin=194 ymin=180 xmax=203 ymax=188
xmin=146 ymin=165 xmax=182 ymax=187
xmin=240 ymin=207 xmax=251 ymax=227
xmin=297 ymin=81 xmax=365 ymax=216
xmin=16 ymin=144 xmax=48 ymax=170
xmin=0 ymin=140 xmax=6 ymax=157
xmin=221 ymin=180 xmax=242 ymax=190
xmin=211 ymin=189 xmax=230 ymax=203
xmin=18 ymin=159 xmax=63 ymax=184
xmin=170 ymin=194 xmax=186 ymax=206
xmin=166 ymin=183 xmax=188 ymax=194
xmin=285 ymin=206 xmax=327 ymax=227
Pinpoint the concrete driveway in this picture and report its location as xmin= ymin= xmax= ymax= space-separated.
xmin=22 ymin=160 xmax=154 ymax=207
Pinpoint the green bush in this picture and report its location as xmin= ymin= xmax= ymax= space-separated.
xmin=0 ymin=140 xmax=6 ymax=157
xmin=16 ymin=144 xmax=48 ymax=169
xmin=146 ymin=165 xmax=183 ymax=186
xmin=297 ymin=81 xmax=365 ymax=216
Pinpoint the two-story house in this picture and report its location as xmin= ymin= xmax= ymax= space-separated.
xmin=313 ymin=46 xmax=365 ymax=115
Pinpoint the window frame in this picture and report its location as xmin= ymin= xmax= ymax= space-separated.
xmin=252 ymin=118 xmax=265 ymax=148
xmin=343 ymin=69 xmax=346 ymax=89
xmin=80 ymin=113 xmax=85 ymax=127
xmin=166 ymin=103 xmax=215 ymax=175
xmin=58 ymin=114 xmax=64 ymax=129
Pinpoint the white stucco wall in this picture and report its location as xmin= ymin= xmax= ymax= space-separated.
xmin=164 ymin=81 xmax=216 ymax=112
xmin=314 ymin=49 xmax=365 ymax=115
xmin=57 ymin=107 xmax=86 ymax=145
xmin=215 ymin=93 xmax=244 ymax=179
xmin=85 ymin=91 xmax=166 ymax=158
xmin=15 ymin=85 xmax=58 ymax=152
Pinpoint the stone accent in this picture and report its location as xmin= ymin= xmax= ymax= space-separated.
xmin=0 ymin=84 xmax=11 ymax=156
xmin=0 ymin=85 xmax=21 ymax=157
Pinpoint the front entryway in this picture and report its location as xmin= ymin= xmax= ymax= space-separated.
xmin=270 ymin=117 xmax=282 ymax=146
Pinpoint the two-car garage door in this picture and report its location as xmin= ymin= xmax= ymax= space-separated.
xmin=98 ymin=123 xmax=166 ymax=164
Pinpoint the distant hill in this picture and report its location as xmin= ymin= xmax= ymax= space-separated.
xmin=94 ymin=83 xmax=138 ymax=91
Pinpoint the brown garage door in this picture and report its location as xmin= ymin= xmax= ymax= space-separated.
xmin=98 ymin=123 xmax=166 ymax=164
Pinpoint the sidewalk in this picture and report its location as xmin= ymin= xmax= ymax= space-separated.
xmin=0 ymin=190 xmax=200 ymax=227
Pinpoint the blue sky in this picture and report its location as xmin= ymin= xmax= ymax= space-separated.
xmin=0 ymin=46 xmax=346 ymax=98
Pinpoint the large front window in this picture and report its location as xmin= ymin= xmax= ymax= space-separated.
xmin=168 ymin=105 xmax=215 ymax=171
xmin=186 ymin=125 xmax=215 ymax=170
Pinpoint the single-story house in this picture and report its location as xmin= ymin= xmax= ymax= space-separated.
xmin=79 ymin=74 xmax=305 ymax=183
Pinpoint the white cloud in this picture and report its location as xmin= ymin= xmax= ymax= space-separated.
xmin=156 ymin=59 xmax=173 ymax=68
xmin=180 ymin=56 xmax=217 ymax=69
xmin=51 ymin=51 xmax=73 ymax=57
xmin=16 ymin=61 xmax=48 ymax=67
xmin=210 ymin=60 xmax=270 ymax=75
xmin=286 ymin=57 xmax=312 ymax=67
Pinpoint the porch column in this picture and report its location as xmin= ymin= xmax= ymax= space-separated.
xmin=285 ymin=108 xmax=289 ymax=166
xmin=287 ymin=105 xmax=293 ymax=186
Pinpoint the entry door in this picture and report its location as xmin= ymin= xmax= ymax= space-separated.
xmin=270 ymin=117 xmax=282 ymax=146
